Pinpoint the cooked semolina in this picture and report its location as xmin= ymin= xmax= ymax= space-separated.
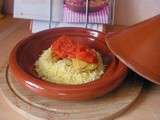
xmin=35 ymin=48 xmax=104 ymax=85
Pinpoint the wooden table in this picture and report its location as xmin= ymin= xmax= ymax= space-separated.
xmin=0 ymin=17 xmax=160 ymax=120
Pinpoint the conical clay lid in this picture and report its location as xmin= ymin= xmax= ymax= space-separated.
xmin=106 ymin=15 xmax=160 ymax=85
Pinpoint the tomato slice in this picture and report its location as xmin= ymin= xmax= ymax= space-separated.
xmin=51 ymin=35 xmax=76 ymax=58
xmin=51 ymin=35 xmax=98 ymax=64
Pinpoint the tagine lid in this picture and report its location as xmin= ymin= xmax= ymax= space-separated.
xmin=106 ymin=15 xmax=160 ymax=85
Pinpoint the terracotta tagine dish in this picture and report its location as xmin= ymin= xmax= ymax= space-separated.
xmin=106 ymin=15 xmax=160 ymax=85
xmin=9 ymin=28 xmax=128 ymax=101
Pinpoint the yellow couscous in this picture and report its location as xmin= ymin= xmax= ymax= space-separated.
xmin=35 ymin=48 xmax=104 ymax=85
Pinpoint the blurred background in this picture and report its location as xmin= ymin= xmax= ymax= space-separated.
xmin=2 ymin=0 xmax=160 ymax=25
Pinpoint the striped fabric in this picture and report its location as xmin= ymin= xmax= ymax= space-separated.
xmin=63 ymin=5 xmax=109 ymax=24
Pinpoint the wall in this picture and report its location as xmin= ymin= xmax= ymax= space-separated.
xmin=115 ymin=0 xmax=160 ymax=25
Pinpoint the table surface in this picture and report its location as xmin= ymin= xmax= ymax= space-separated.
xmin=0 ymin=17 xmax=160 ymax=120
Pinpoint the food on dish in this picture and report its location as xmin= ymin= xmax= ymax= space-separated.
xmin=35 ymin=35 xmax=104 ymax=85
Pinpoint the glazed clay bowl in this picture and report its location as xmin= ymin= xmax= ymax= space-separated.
xmin=9 ymin=27 xmax=128 ymax=101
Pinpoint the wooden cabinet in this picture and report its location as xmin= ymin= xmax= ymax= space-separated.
xmin=4 ymin=0 xmax=13 ymax=14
